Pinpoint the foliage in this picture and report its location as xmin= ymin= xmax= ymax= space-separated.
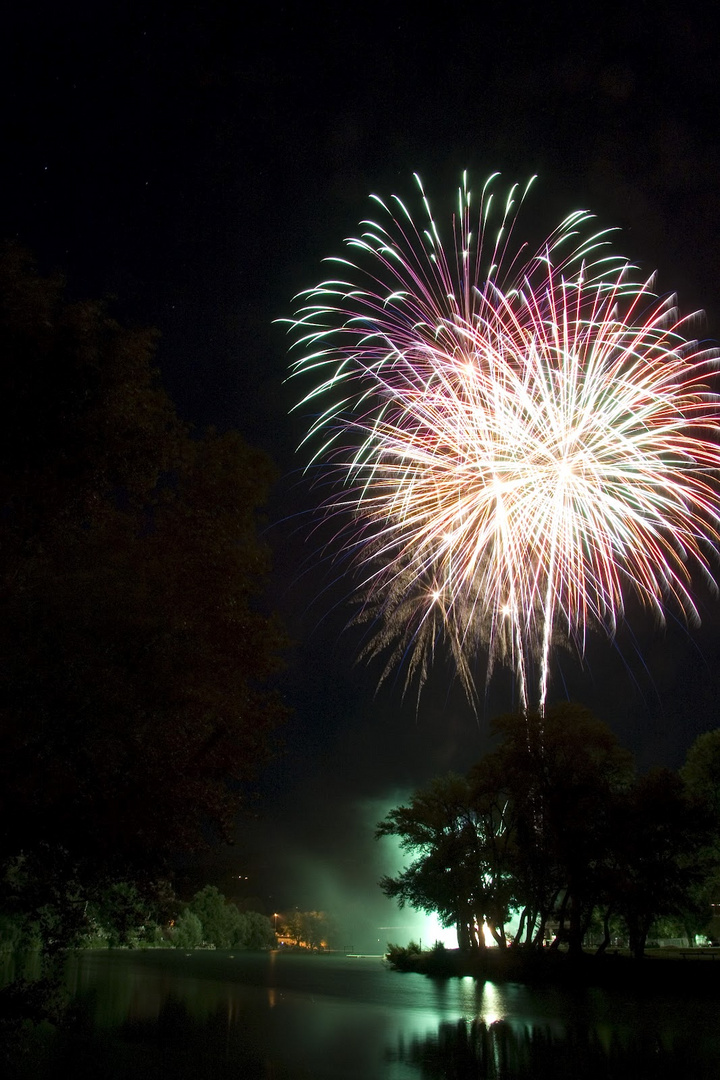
xmin=377 ymin=772 xmax=502 ymax=951
xmin=185 ymin=886 xmax=240 ymax=948
xmin=489 ymin=703 xmax=634 ymax=954
xmin=384 ymin=941 xmax=422 ymax=970
xmin=0 ymin=914 xmax=25 ymax=954
xmin=378 ymin=704 xmax=716 ymax=959
xmin=680 ymin=728 xmax=720 ymax=929
xmin=278 ymin=910 xmax=333 ymax=949
xmin=173 ymin=910 xmax=204 ymax=949
xmin=181 ymin=885 xmax=276 ymax=949
xmin=0 ymin=244 xmax=288 ymax=953
xmin=681 ymin=728 xmax=720 ymax=816
xmin=243 ymin=910 xmax=277 ymax=950
xmin=608 ymin=768 xmax=713 ymax=958
xmin=84 ymin=882 xmax=157 ymax=948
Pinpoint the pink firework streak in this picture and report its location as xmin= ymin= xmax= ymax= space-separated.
xmin=284 ymin=174 xmax=720 ymax=713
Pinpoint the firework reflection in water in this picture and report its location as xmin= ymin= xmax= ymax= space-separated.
xmin=285 ymin=174 xmax=720 ymax=713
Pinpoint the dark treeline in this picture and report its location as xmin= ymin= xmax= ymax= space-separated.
xmin=1 ymin=882 xmax=277 ymax=954
xmin=378 ymin=703 xmax=720 ymax=960
xmin=0 ymin=244 xmax=288 ymax=965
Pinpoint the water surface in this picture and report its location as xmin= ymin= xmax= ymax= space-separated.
xmin=8 ymin=949 xmax=720 ymax=1078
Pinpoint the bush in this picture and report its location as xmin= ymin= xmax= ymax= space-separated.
xmin=243 ymin=911 xmax=276 ymax=950
xmin=385 ymin=941 xmax=424 ymax=970
xmin=173 ymin=910 xmax=203 ymax=949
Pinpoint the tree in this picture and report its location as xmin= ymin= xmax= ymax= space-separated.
xmin=489 ymin=704 xmax=634 ymax=953
xmin=278 ymin=910 xmax=331 ymax=949
xmin=681 ymin=728 xmax=720 ymax=941
xmin=377 ymin=704 xmax=635 ymax=955
xmin=377 ymin=773 xmax=507 ymax=951
xmin=85 ymin=880 xmax=169 ymax=948
xmin=177 ymin=887 xmax=275 ymax=949
xmin=243 ymin=911 xmax=277 ymax=950
xmin=173 ymin=910 xmax=204 ymax=949
xmin=186 ymin=886 xmax=246 ymax=947
xmin=0 ymin=244 xmax=288 ymax=948
xmin=465 ymin=753 xmax=521 ymax=947
xmin=682 ymin=728 xmax=720 ymax=818
xmin=610 ymin=768 xmax=709 ymax=959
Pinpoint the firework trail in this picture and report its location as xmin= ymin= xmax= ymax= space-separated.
xmin=285 ymin=174 xmax=720 ymax=713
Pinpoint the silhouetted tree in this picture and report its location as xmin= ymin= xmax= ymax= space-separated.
xmin=377 ymin=704 xmax=636 ymax=955
xmin=682 ymin=728 xmax=720 ymax=817
xmin=489 ymin=703 xmax=634 ymax=953
xmin=465 ymin=753 xmax=521 ymax=946
xmin=611 ymin=768 xmax=711 ymax=958
xmin=377 ymin=705 xmax=717 ymax=961
xmin=377 ymin=773 xmax=513 ymax=951
xmin=279 ymin=910 xmax=331 ymax=949
xmin=681 ymin=728 xmax=720 ymax=940
xmin=0 ymin=244 xmax=288 ymax=951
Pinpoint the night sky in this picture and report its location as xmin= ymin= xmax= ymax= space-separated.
xmin=4 ymin=1 xmax=720 ymax=948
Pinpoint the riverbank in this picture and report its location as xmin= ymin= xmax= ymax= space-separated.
xmin=386 ymin=945 xmax=720 ymax=991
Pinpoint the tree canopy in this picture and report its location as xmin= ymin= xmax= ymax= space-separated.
xmin=181 ymin=886 xmax=276 ymax=950
xmin=378 ymin=704 xmax=717 ymax=959
xmin=0 ymin=244 xmax=288 ymax=943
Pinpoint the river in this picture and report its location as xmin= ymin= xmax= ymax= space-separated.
xmin=4 ymin=949 xmax=720 ymax=1078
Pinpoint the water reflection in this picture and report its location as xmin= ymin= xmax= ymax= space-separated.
xmin=479 ymin=980 xmax=503 ymax=1027
xmin=390 ymin=1013 xmax=719 ymax=1079
xmin=4 ymin=952 xmax=720 ymax=1080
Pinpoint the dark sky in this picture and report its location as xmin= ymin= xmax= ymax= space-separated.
xmin=4 ymin=1 xmax=720 ymax=943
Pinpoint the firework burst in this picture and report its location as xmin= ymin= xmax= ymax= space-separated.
xmin=285 ymin=174 xmax=720 ymax=713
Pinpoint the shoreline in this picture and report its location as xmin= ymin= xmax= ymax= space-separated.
xmin=386 ymin=946 xmax=720 ymax=991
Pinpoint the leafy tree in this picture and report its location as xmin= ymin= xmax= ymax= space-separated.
xmin=174 ymin=910 xmax=204 ymax=949
xmin=611 ymin=768 xmax=711 ymax=958
xmin=465 ymin=753 xmax=522 ymax=946
xmin=174 ymin=887 xmax=275 ymax=950
xmin=682 ymin=728 xmax=720 ymax=816
xmin=681 ymin=728 xmax=720 ymax=939
xmin=278 ymin=910 xmax=331 ymax=949
xmin=377 ymin=705 xmax=717 ymax=962
xmin=0 ymin=244 xmax=288 ymax=951
xmin=377 ymin=704 xmax=635 ymax=955
xmin=377 ymin=773 xmax=507 ymax=951
xmin=85 ymin=881 xmax=165 ymax=948
xmin=243 ymin=910 xmax=277 ymax=950
xmin=489 ymin=704 xmax=634 ymax=952
xmin=186 ymin=886 xmax=244 ymax=948
xmin=301 ymin=911 xmax=333 ymax=949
